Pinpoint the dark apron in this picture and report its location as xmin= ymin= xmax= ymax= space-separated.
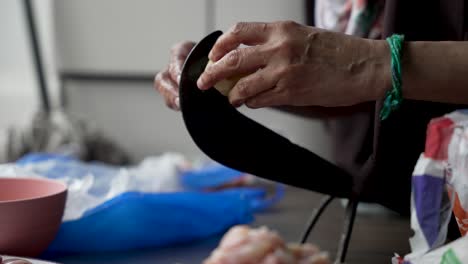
xmin=307 ymin=0 xmax=468 ymax=215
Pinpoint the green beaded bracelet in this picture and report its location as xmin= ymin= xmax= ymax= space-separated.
xmin=380 ymin=34 xmax=405 ymax=120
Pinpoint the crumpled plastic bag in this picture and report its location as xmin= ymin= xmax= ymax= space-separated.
xmin=401 ymin=110 xmax=468 ymax=263
xmin=0 ymin=152 xmax=283 ymax=253
xmin=8 ymin=152 xmax=188 ymax=221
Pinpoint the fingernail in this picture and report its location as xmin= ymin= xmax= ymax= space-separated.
xmin=177 ymin=74 xmax=181 ymax=84
xmin=231 ymin=100 xmax=244 ymax=108
xmin=174 ymin=97 xmax=180 ymax=110
xmin=208 ymin=50 xmax=214 ymax=61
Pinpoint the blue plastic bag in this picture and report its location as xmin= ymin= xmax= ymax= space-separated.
xmin=46 ymin=190 xmax=259 ymax=253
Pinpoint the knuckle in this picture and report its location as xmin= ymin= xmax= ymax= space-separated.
xmin=168 ymin=62 xmax=175 ymax=74
xmin=168 ymin=63 xmax=180 ymax=79
xmin=277 ymin=83 xmax=291 ymax=99
xmin=260 ymin=51 xmax=270 ymax=65
xmin=278 ymin=39 xmax=294 ymax=55
xmin=269 ymin=43 xmax=282 ymax=54
xmin=225 ymin=49 xmax=242 ymax=68
xmin=245 ymin=100 xmax=258 ymax=109
xmin=270 ymin=39 xmax=294 ymax=57
xmin=275 ymin=66 xmax=289 ymax=77
xmin=278 ymin=20 xmax=298 ymax=31
xmin=273 ymin=85 xmax=283 ymax=94
xmin=170 ymin=42 xmax=182 ymax=54
xmin=201 ymin=70 xmax=214 ymax=83
xmin=236 ymin=82 xmax=250 ymax=97
xmin=259 ymin=22 xmax=269 ymax=33
xmin=231 ymin=22 xmax=248 ymax=35
xmin=154 ymin=72 xmax=164 ymax=88
xmin=163 ymin=93 xmax=175 ymax=108
xmin=255 ymin=71 xmax=266 ymax=84
xmin=154 ymin=72 xmax=161 ymax=84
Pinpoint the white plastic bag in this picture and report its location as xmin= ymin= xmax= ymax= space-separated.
xmin=0 ymin=153 xmax=188 ymax=221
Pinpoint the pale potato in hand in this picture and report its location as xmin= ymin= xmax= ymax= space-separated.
xmin=206 ymin=60 xmax=242 ymax=96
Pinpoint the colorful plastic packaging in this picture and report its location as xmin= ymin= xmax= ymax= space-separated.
xmin=401 ymin=111 xmax=468 ymax=263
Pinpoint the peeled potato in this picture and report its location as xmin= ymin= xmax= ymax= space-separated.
xmin=206 ymin=60 xmax=242 ymax=96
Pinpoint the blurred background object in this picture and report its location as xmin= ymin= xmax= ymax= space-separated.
xmin=0 ymin=0 xmax=332 ymax=164
xmin=0 ymin=0 xmax=129 ymax=164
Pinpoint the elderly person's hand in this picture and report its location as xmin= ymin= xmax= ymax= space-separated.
xmin=197 ymin=21 xmax=390 ymax=108
xmin=154 ymin=41 xmax=195 ymax=110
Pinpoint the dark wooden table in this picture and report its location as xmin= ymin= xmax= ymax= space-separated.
xmin=47 ymin=186 xmax=411 ymax=264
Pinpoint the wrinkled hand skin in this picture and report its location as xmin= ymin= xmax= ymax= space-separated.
xmin=197 ymin=21 xmax=390 ymax=108
xmin=154 ymin=41 xmax=195 ymax=111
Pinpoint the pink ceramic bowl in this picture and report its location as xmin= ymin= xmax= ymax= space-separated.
xmin=0 ymin=177 xmax=67 ymax=257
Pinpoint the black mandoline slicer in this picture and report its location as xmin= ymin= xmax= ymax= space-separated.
xmin=179 ymin=31 xmax=362 ymax=263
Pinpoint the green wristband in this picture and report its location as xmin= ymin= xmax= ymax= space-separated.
xmin=380 ymin=34 xmax=404 ymax=120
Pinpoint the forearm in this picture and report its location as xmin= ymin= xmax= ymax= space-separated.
xmin=375 ymin=40 xmax=468 ymax=104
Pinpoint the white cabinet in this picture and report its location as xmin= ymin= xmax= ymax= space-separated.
xmin=214 ymin=0 xmax=305 ymax=31
xmin=54 ymin=0 xmax=207 ymax=73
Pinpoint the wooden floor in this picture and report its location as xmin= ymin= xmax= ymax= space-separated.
xmin=49 ymin=186 xmax=412 ymax=264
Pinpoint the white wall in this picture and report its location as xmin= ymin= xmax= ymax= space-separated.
xmin=54 ymin=0 xmax=208 ymax=73
xmin=214 ymin=0 xmax=305 ymax=31
xmin=65 ymin=80 xmax=196 ymax=161
xmin=0 ymin=0 xmax=38 ymax=129
xmin=0 ymin=0 xmax=59 ymax=129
